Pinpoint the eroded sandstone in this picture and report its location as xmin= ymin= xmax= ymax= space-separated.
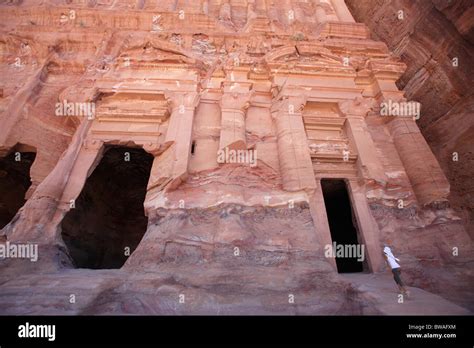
xmin=0 ymin=0 xmax=472 ymax=315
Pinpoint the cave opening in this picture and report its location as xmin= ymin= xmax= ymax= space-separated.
xmin=61 ymin=146 xmax=153 ymax=269
xmin=321 ymin=179 xmax=365 ymax=273
xmin=0 ymin=151 xmax=36 ymax=230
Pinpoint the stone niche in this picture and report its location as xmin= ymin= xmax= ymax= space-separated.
xmin=303 ymin=101 xmax=357 ymax=176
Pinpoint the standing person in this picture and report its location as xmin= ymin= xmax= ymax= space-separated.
xmin=383 ymin=246 xmax=410 ymax=297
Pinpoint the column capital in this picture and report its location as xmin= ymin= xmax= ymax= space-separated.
xmin=338 ymin=97 xmax=376 ymax=118
xmin=271 ymin=95 xmax=308 ymax=116
xmin=218 ymin=91 xmax=253 ymax=151
xmin=164 ymin=91 xmax=200 ymax=113
xmin=387 ymin=115 xmax=421 ymax=137
xmin=220 ymin=92 xmax=252 ymax=113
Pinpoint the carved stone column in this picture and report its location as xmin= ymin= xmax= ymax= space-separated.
xmin=314 ymin=0 xmax=327 ymax=24
xmin=219 ymin=92 xmax=251 ymax=151
xmin=271 ymin=95 xmax=316 ymax=191
xmin=202 ymin=0 xmax=209 ymax=15
xmin=267 ymin=1 xmax=279 ymax=23
xmin=347 ymin=179 xmax=383 ymax=272
xmin=60 ymin=139 xmax=104 ymax=210
xmin=388 ymin=116 xmax=450 ymax=206
xmin=219 ymin=0 xmax=232 ymax=21
xmin=339 ymin=98 xmax=386 ymax=184
xmin=3 ymin=118 xmax=93 ymax=243
xmin=164 ymin=91 xmax=200 ymax=185
xmin=330 ymin=0 xmax=355 ymax=22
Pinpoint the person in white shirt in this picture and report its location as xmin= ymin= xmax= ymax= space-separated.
xmin=383 ymin=246 xmax=410 ymax=297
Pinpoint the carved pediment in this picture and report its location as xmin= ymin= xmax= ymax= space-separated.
xmin=117 ymin=38 xmax=198 ymax=70
xmin=264 ymin=44 xmax=348 ymax=70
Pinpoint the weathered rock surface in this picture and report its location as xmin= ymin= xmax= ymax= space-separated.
xmin=0 ymin=265 xmax=470 ymax=315
xmin=0 ymin=0 xmax=473 ymax=315
xmin=346 ymin=0 xmax=474 ymax=237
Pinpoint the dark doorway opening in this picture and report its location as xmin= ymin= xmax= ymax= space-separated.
xmin=321 ymin=179 xmax=365 ymax=273
xmin=0 ymin=151 xmax=36 ymax=230
xmin=61 ymin=146 xmax=153 ymax=269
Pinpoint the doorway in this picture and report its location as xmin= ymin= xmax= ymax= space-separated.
xmin=0 ymin=151 xmax=36 ymax=229
xmin=61 ymin=146 xmax=153 ymax=269
xmin=321 ymin=179 xmax=365 ymax=273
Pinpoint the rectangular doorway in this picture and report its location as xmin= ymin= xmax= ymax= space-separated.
xmin=321 ymin=179 xmax=367 ymax=273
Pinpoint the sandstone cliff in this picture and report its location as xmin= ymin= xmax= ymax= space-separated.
xmin=346 ymin=0 xmax=474 ymax=238
xmin=0 ymin=0 xmax=472 ymax=315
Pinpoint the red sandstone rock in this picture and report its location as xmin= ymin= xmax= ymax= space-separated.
xmin=346 ymin=0 xmax=474 ymax=237
xmin=0 ymin=0 xmax=472 ymax=315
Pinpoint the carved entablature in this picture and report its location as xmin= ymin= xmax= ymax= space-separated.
xmin=46 ymin=59 xmax=85 ymax=75
xmin=247 ymin=62 xmax=271 ymax=81
xmin=95 ymin=92 xmax=169 ymax=122
xmin=360 ymin=59 xmax=407 ymax=102
xmin=367 ymin=59 xmax=407 ymax=80
xmin=89 ymin=37 xmax=205 ymax=90
xmin=87 ymin=91 xmax=169 ymax=152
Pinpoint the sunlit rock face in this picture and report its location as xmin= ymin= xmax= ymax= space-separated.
xmin=0 ymin=0 xmax=472 ymax=315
